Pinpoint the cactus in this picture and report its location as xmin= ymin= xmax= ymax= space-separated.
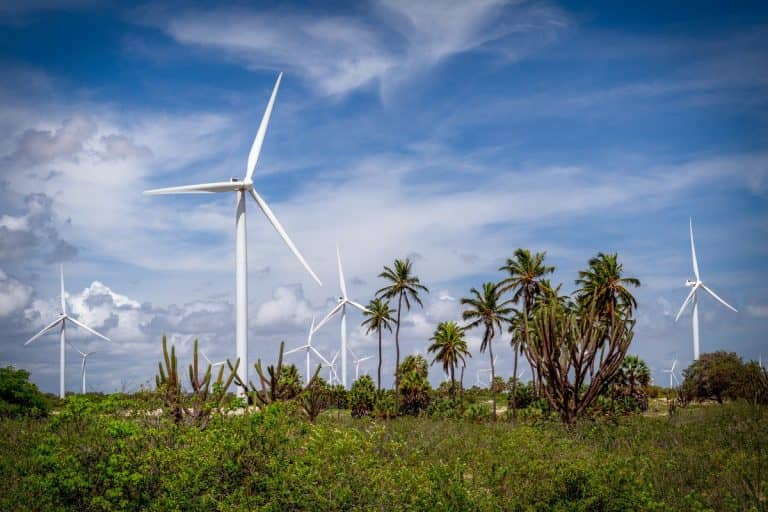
xmin=155 ymin=336 xmax=239 ymax=426
xmin=230 ymin=341 xmax=321 ymax=409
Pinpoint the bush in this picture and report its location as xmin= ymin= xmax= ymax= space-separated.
xmin=399 ymin=371 xmax=431 ymax=416
xmin=463 ymin=402 xmax=492 ymax=422
xmin=373 ymin=390 xmax=397 ymax=419
xmin=427 ymin=396 xmax=464 ymax=419
xmin=682 ymin=351 xmax=766 ymax=404
xmin=0 ymin=366 xmax=50 ymax=418
xmin=329 ymin=384 xmax=348 ymax=409
xmin=507 ymin=381 xmax=537 ymax=410
xmin=349 ymin=375 xmax=376 ymax=418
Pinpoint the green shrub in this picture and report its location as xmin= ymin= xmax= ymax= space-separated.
xmin=349 ymin=375 xmax=376 ymax=418
xmin=399 ymin=370 xmax=431 ymax=416
xmin=0 ymin=366 xmax=50 ymax=418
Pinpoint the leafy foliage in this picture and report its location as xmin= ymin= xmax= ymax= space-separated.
xmin=682 ymin=351 xmax=768 ymax=404
xmin=349 ymin=375 xmax=377 ymax=418
xmin=427 ymin=320 xmax=470 ymax=399
xmin=0 ymin=366 xmax=50 ymax=418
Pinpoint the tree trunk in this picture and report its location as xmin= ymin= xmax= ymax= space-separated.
xmin=460 ymin=363 xmax=465 ymax=400
xmin=377 ymin=327 xmax=382 ymax=392
xmin=488 ymin=328 xmax=496 ymax=420
xmin=450 ymin=365 xmax=456 ymax=400
xmin=395 ymin=291 xmax=403 ymax=391
xmin=511 ymin=339 xmax=519 ymax=421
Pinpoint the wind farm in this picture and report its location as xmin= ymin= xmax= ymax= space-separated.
xmin=1 ymin=2 xmax=766 ymax=510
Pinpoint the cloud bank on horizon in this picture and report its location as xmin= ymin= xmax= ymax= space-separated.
xmin=0 ymin=0 xmax=766 ymax=393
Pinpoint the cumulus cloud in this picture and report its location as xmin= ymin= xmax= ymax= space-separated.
xmin=253 ymin=285 xmax=314 ymax=328
xmin=7 ymin=116 xmax=96 ymax=165
xmin=0 ymin=192 xmax=78 ymax=263
xmin=0 ymin=268 xmax=32 ymax=316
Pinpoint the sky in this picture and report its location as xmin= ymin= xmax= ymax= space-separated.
xmin=0 ymin=0 xmax=766 ymax=394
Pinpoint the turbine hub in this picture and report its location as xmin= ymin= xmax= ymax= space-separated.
xmin=685 ymin=280 xmax=696 ymax=287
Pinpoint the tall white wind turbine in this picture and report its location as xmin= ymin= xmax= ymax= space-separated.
xmin=675 ymin=218 xmax=737 ymax=360
xmin=327 ymin=350 xmax=340 ymax=385
xmin=68 ymin=342 xmax=96 ymax=395
xmin=23 ymin=265 xmax=111 ymax=398
xmin=144 ymin=73 xmax=322 ymax=395
xmin=313 ymin=245 xmax=368 ymax=388
xmin=285 ymin=316 xmax=332 ymax=384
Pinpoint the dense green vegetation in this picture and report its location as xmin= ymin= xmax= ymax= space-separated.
xmin=1 ymin=397 xmax=766 ymax=511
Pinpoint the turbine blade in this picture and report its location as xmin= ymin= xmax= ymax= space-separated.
xmin=700 ymin=284 xmax=738 ymax=313
xmin=68 ymin=317 xmax=111 ymax=342
xmin=66 ymin=340 xmax=86 ymax=357
xmin=60 ymin=264 xmax=66 ymax=315
xmin=284 ymin=345 xmax=309 ymax=355
xmin=310 ymin=347 xmax=331 ymax=366
xmin=24 ymin=317 xmax=63 ymax=345
xmin=690 ymin=218 xmax=700 ymax=281
xmin=347 ymin=299 xmax=369 ymax=313
xmin=143 ymin=181 xmax=239 ymax=195
xmin=248 ymin=188 xmax=322 ymax=286
xmin=314 ymin=302 xmax=343 ymax=332
xmin=336 ymin=243 xmax=347 ymax=299
xmin=359 ymin=356 xmax=373 ymax=362
xmin=307 ymin=316 xmax=315 ymax=344
xmin=200 ymin=351 xmax=212 ymax=365
xmin=675 ymin=287 xmax=697 ymax=322
xmin=245 ymin=73 xmax=282 ymax=182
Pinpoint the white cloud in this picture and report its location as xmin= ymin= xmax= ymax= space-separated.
xmin=0 ymin=268 xmax=33 ymax=316
xmin=747 ymin=304 xmax=768 ymax=318
xmin=252 ymin=285 xmax=314 ymax=328
xmin=154 ymin=0 xmax=568 ymax=97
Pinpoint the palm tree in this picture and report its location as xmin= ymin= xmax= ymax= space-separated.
xmin=361 ymin=298 xmax=396 ymax=391
xmin=575 ymin=253 xmax=640 ymax=365
xmin=427 ymin=321 xmax=470 ymax=399
xmin=498 ymin=249 xmax=554 ymax=412
xmin=576 ymin=252 xmax=640 ymax=319
xmin=617 ymin=355 xmax=651 ymax=397
xmin=461 ymin=282 xmax=514 ymax=418
xmin=376 ymin=258 xmax=429 ymax=391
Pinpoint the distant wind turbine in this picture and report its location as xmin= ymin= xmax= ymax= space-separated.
xmin=23 ymin=265 xmax=111 ymax=398
xmin=664 ymin=359 xmax=680 ymax=388
xmin=313 ymin=245 xmax=368 ymax=388
xmin=144 ymin=73 xmax=322 ymax=395
xmin=348 ymin=347 xmax=373 ymax=381
xmin=675 ymin=218 xmax=737 ymax=360
xmin=68 ymin=341 xmax=96 ymax=395
xmin=285 ymin=316 xmax=331 ymax=384
xmin=201 ymin=350 xmax=226 ymax=371
xmin=327 ymin=350 xmax=340 ymax=385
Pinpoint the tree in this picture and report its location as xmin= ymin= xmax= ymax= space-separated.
xmin=361 ymin=298 xmax=396 ymax=391
xmin=427 ymin=321 xmax=471 ymax=399
xmin=461 ymin=282 xmax=514 ymax=418
xmin=617 ymin=355 xmax=651 ymax=396
xmin=376 ymin=258 xmax=429 ymax=392
xmin=0 ymin=366 xmax=50 ymax=418
xmin=398 ymin=367 xmax=431 ymax=416
xmin=682 ymin=351 xmax=746 ymax=404
xmin=397 ymin=354 xmax=429 ymax=381
xmin=529 ymin=285 xmax=636 ymax=425
xmin=576 ymin=253 xmax=640 ymax=367
xmin=349 ymin=375 xmax=377 ymax=418
xmin=498 ymin=249 xmax=554 ymax=415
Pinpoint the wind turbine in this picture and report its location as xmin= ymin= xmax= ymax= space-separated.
xmin=68 ymin=342 xmax=96 ymax=395
xmin=201 ymin=350 xmax=226 ymax=371
xmin=675 ymin=218 xmax=737 ymax=360
xmin=663 ymin=359 xmax=680 ymax=388
xmin=348 ymin=347 xmax=373 ymax=381
xmin=23 ymin=265 xmax=111 ymax=398
xmin=285 ymin=316 xmax=331 ymax=384
xmin=327 ymin=350 xmax=340 ymax=385
xmin=143 ymin=73 xmax=322 ymax=395
xmin=313 ymin=245 xmax=368 ymax=388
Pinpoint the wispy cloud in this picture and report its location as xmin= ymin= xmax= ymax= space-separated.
xmin=149 ymin=0 xmax=568 ymax=97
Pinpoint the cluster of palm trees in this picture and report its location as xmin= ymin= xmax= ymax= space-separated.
xmin=360 ymin=249 xmax=640 ymax=421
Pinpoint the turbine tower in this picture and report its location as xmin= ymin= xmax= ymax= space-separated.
xmin=313 ymin=245 xmax=368 ymax=388
xmin=23 ymin=265 xmax=111 ymax=398
xmin=284 ymin=316 xmax=332 ymax=384
xmin=144 ymin=73 xmax=322 ymax=395
xmin=675 ymin=218 xmax=737 ymax=360
xmin=68 ymin=342 xmax=96 ymax=394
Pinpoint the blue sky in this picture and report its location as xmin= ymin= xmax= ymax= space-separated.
xmin=0 ymin=0 xmax=766 ymax=393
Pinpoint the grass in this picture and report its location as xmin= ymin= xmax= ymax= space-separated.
xmin=1 ymin=398 xmax=766 ymax=511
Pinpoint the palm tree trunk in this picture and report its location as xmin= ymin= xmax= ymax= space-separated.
xmin=395 ymin=291 xmax=403 ymax=391
xmin=460 ymin=363 xmax=465 ymax=400
xmin=450 ymin=365 xmax=455 ymax=400
xmin=377 ymin=327 xmax=383 ymax=392
xmin=488 ymin=330 xmax=496 ymax=420
xmin=511 ymin=338 xmax=519 ymax=421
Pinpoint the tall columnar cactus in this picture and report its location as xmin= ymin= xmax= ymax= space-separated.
xmin=155 ymin=336 xmax=239 ymax=426
xmin=230 ymin=341 xmax=321 ymax=409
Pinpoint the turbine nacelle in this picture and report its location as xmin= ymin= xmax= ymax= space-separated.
xmin=685 ymin=279 xmax=697 ymax=288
